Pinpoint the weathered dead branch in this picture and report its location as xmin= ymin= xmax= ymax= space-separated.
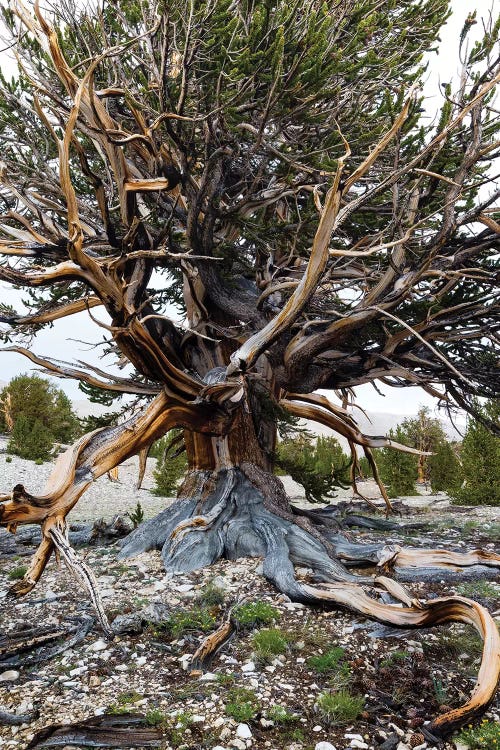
xmin=0 ymin=617 xmax=94 ymax=668
xmin=25 ymin=714 xmax=163 ymax=750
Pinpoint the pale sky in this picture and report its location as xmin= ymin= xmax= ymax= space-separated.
xmin=0 ymin=2 xmax=497 ymax=421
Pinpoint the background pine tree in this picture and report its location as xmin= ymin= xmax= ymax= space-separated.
xmin=276 ymin=433 xmax=350 ymax=502
xmin=8 ymin=415 xmax=54 ymax=462
xmin=450 ymin=400 xmax=500 ymax=506
xmin=153 ymin=430 xmax=188 ymax=496
xmin=428 ymin=441 xmax=461 ymax=493
xmin=0 ymin=374 xmax=79 ymax=444
xmin=376 ymin=426 xmax=418 ymax=497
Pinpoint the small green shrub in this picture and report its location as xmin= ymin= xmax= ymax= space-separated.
xmin=268 ymin=705 xmax=299 ymax=723
xmin=224 ymin=687 xmax=260 ymax=722
xmin=166 ymin=607 xmax=216 ymax=638
xmin=288 ymin=728 xmax=305 ymax=742
xmin=117 ymin=690 xmax=143 ymax=705
xmin=145 ymin=708 xmax=166 ymax=727
xmin=195 ymin=581 xmax=225 ymax=607
xmin=5 ymin=455 xmax=12 ymax=463
xmin=107 ymin=690 xmax=144 ymax=716
xmin=8 ymin=565 xmax=27 ymax=580
xmin=315 ymin=690 xmax=364 ymax=724
xmin=456 ymin=720 xmax=500 ymax=749
xmin=252 ymin=628 xmax=288 ymax=661
xmin=126 ymin=501 xmax=145 ymax=528
xmin=307 ymin=647 xmax=346 ymax=674
xmin=216 ymin=672 xmax=236 ymax=686
xmin=232 ymin=600 xmax=280 ymax=628
xmin=107 ymin=704 xmax=130 ymax=716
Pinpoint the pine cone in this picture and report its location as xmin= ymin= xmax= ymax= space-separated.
xmin=409 ymin=717 xmax=424 ymax=728
xmin=409 ymin=733 xmax=425 ymax=748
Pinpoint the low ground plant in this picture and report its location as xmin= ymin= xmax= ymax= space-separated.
xmin=144 ymin=708 xmax=167 ymax=727
xmin=307 ymin=646 xmax=346 ymax=674
xmin=165 ymin=607 xmax=216 ymax=638
xmin=268 ymin=705 xmax=299 ymax=723
xmin=380 ymin=649 xmax=411 ymax=668
xmin=8 ymin=566 xmax=27 ymax=580
xmin=456 ymin=720 xmax=500 ymax=749
xmin=195 ymin=581 xmax=225 ymax=607
xmin=456 ymin=581 xmax=498 ymax=598
xmin=232 ymin=600 xmax=280 ymax=628
xmin=252 ymin=627 xmax=288 ymax=661
xmin=224 ymin=687 xmax=260 ymax=722
xmin=315 ymin=690 xmax=365 ymax=725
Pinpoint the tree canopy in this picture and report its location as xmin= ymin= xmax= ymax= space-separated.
xmin=0 ymin=0 xmax=498 ymax=425
xmin=0 ymin=373 xmax=79 ymax=442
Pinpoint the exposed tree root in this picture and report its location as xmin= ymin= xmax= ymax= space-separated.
xmin=47 ymin=526 xmax=113 ymax=638
xmin=119 ymin=467 xmax=500 ymax=738
xmin=2 ymin=446 xmax=499 ymax=737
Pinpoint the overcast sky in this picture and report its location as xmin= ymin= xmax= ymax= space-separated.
xmin=0 ymin=2 xmax=497 ymax=420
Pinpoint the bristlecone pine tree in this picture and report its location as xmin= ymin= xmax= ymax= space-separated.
xmin=0 ymin=1 xmax=499 ymax=736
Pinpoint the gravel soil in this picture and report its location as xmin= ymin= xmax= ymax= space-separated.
xmin=0 ymin=448 xmax=499 ymax=750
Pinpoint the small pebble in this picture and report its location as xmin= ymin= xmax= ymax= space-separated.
xmin=89 ymin=639 xmax=108 ymax=652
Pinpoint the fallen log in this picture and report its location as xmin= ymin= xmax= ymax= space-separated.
xmin=0 ymin=616 xmax=94 ymax=667
xmin=0 ymin=708 xmax=39 ymax=726
xmin=191 ymin=618 xmax=234 ymax=671
xmin=0 ymin=708 xmax=40 ymax=727
xmin=26 ymin=714 xmax=163 ymax=749
xmin=0 ymin=517 xmax=133 ymax=557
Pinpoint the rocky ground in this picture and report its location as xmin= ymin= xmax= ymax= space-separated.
xmin=0 ymin=447 xmax=499 ymax=750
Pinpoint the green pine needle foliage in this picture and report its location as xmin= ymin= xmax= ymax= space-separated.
xmin=153 ymin=429 xmax=188 ymax=496
xmin=428 ymin=440 xmax=461 ymax=493
xmin=8 ymin=415 xmax=54 ymax=461
xmin=450 ymin=400 xmax=500 ymax=506
xmin=375 ymin=426 xmax=418 ymax=497
xmin=276 ymin=433 xmax=350 ymax=503
xmin=0 ymin=373 xmax=79 ymax=444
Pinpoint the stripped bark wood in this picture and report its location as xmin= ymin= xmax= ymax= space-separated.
xmin=25 ymin=714 xmax=163 ymax=749
xmin=0 ymin=617 xmax=94 ymax=668
xmin=0 ymin=708 xmax=39 ymax=726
